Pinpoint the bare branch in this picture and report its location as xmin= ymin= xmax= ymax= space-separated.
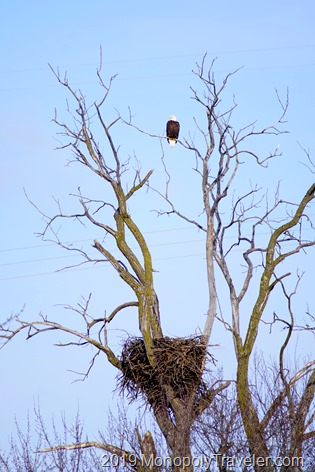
xmin=1 ymin=317 xmax=122 ymax=370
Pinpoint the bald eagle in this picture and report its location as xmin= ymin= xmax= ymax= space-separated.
xmin=166 ymin=116 xmax=180 ymax=148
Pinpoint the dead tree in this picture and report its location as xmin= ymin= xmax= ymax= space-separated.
xmin=0 ymin=61 xmax=228 ymax=472
xmin=1 ymin=56 xmax=315 ymax=471
xmin=149 ymin=57 xmax=315 ymax=471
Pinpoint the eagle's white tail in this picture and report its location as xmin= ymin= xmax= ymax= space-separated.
xmin=169 ymin=139 xmax=176 ymax=148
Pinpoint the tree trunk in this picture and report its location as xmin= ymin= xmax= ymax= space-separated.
xmin=237 ymin=355 xmax=275 ymax=472
xmin=171 ymin=406 xmax=194 ymax=472
xmin=152 ymin=395 xmax=195 ymax=472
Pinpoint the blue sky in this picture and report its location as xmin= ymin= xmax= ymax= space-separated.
xmin=1 ymin=0 xmax=315 ymax=452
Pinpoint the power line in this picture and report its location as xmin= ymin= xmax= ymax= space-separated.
xmin=1 ymin=45 xmax=315 ymax=92
xmin=1 ymin=235 xmax=311 ymax=282
xmin=0 ymin=237 xmax=205 ymax=267
xmin=1 ymin=44 xmax=314 ymax=75
xmin=1 ymin=62 xmax=315 ymax=93
xmin=0 ymin=226 xmax=198 ymax=253
xmin=4 ymin=217 xmax=315 ymax=255
xmin=2 ymin=221 xmax=313 ymax=275
xmin=0 ymin=252 xmax=204 ymax=281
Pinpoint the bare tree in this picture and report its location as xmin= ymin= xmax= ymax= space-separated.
xmin=151 ymin=57 xmax=315 ymax=471
xmin=0 ymin=408 xmax=103 ymax=472
xmin=1 ymin=56 xmax=315 ymax=471
xmin=191 ymin=375 xmax=247 ymax=471
xmin=191 ymin=360 xmax=315 ymax=472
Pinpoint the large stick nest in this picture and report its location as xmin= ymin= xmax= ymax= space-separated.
xmin=117 ymin=336 xmax=215 ymax=410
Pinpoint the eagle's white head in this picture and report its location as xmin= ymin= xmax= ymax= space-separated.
xmin=169 ymin=115 xmax=177 ymax=121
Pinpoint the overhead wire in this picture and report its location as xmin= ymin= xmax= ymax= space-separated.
xmin=0 ymin=226 xmax=197 ymax=253
xmin=1 ymin=44 xmax=315 ymax=92
xmin=0 ymin=237 xmax=205 ymax=267
xmin=2 ymin=43 xmax=314 ymax=279
xmin=1 ymin=44 xmax=315 ymax=74
xmin=1 ymin=228 xmax=312 ymax=281
xmin=0 ymin=252 xmax=206 ymax=281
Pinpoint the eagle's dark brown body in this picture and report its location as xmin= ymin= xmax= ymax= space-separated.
xmin=166 ymin=117 xmax=180 ymax=147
